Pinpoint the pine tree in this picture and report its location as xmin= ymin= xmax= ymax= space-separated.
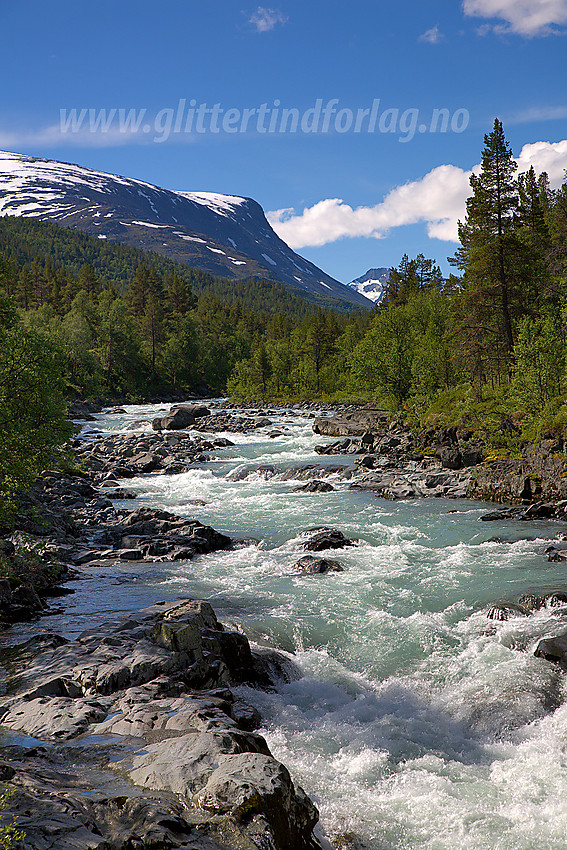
xmin=453 ymin=119 xmax=521 ymax=371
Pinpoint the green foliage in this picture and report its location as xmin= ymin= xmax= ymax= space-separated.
xmin=0 ymin=297 xmax=73 ymax=524
xmin=0 ymin=787 xmax=25 ymax=848
xmin=512 ymin=310 xmax=565 ymax=413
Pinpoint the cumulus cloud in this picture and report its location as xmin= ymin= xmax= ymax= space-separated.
xmin=249 ymin=6 xmax=288 ymax=32
xmin=463 ymin=0 xmax=567 ymax=36
xmin=267 ymin=139 xmax=567 ymax=250
xmin=268 ymin=165 xmax=473 ymax=248
xmin=419 ymin=25 xmax=443 ymax=43
xmin=516 ymin=138 xmax=567 ymax=184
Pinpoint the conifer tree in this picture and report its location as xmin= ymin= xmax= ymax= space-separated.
xmin=454 ymin=119 xmax=519 ymax=361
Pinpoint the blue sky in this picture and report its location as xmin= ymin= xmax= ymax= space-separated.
xmin=1 ymin=0 xmax=567 ymax=282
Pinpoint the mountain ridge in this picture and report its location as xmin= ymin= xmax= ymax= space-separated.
xmin=0 ymin=150 xmax=370 ymax=308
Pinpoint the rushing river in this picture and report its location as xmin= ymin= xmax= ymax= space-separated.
xmin=12 ymin=401 xmax=567 ymax=849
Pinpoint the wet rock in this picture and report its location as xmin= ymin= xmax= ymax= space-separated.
xmin=125 ymin=728 xmax=271 ymax=797
xmin=486 ymin=602 xmax=532 ymax=620
xmin=301 ymin=528 xmax=356 ymax=552
xmin=279 ymin=464 xmax=347 ymax=482
xmin=0 ymin=598 xmax=322 ymax=850
xmin=228 ymin=465 xmax=276 ymax=482
xmin=480 ymin=508 xmax=523 ymax=521
xmin=294 ymin=555 xmax=344 ymax=574
xmin=315 ymin=439 xmax=353 ymax=455
xmin=293 ymin=480 xmax=334 ymax=493
xmin=535 ymin=630 xmax=567 ymax=669
xmin=196 ymin=752 xmax=319 ymax=850
xmin=522 ymin=502 xmax=558 ymax=520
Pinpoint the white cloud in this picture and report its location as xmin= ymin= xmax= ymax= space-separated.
xmin=0 ymin=126 xmax=149 ymax=148
xmin=463 ymin=0 xmax=567 ymax=36
xmin=268 ymin=165 xmax=473 ymax=248
xmin=516 ymin=138 xmax=567 ymax=184
xmin=268 ymin=139 xmax=567 ymax=250
xmin=249 ymin=6 xmax=288 ymax=32
xmin=419 ymin=25 xmax=443 ymax=43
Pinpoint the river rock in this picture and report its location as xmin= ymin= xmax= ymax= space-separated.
xmin=486 ymin=601 xmax=532 ymax=620
xmin=535 ymin=630 xmax=567 ymax=669
xmin=293 ymin=480 xmax=334 ymax=493
xmin=294 ymin=555 xmax=344 ymax=574
xmin=196 ymin=752 xmax=319 ymax=850
xmin=301 ymin=528 xmax=356 ymax=551
xmin=0 ymin=598 xmax=322 ymax=850
xmin=228 ymin=465 xmax=276 ymax=481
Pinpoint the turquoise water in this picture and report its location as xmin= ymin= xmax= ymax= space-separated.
xmin=27 ymin=405 xmax=567 ymax=847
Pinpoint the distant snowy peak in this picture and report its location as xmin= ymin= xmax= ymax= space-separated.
xmin=347 ymin=267 xmax=390 ymax=304
xmin=0 ymin=150 xmax=370 ymax=308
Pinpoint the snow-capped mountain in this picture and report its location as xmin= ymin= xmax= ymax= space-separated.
xmin=347 ymin=268 xmax=390 ymax=304
xmin=0 ymin=151 xmax=370 ymax=308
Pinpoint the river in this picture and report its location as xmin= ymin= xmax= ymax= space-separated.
xmin=10 ymin=401 xmax=567 ymax=849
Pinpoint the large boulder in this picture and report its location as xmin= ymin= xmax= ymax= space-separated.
xmin=152 ymin=403 xmax=212 ymax=431
xmin=196 ymin=752 xmax=319 ymax=850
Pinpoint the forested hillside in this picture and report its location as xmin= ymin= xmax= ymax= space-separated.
xmin=0 ymin=214 xmax=370 ymax=400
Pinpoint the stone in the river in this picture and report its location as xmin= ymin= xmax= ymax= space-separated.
xmin=294 ymin=555 xmax=344 ymax=574
xmin=227 ymin=465 xmax=276 ymax=482
xmin=195 ymin=752 xmax=319 ymax=850
xmin=535 ymin=630 xmax=567 ymax=669
xmin=153 ymin=407 xmax=195 ymax=431
xmin=301 ymin=528 xmax=355 ymax=551
xmin=293 ymin=480 xmax=334 ymax=493
xmin=486 ymin=601 xmax=532 ymax=620
xmin=480 ymin=509 xmax=523 ymax=522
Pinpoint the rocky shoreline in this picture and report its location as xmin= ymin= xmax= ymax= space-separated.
xmin=311 ymin=408 xmax=567 ymax=513
xmin=0 ymin=599 xmax=322 ymax=850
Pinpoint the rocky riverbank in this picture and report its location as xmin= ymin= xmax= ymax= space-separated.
xmin=0 ymin=598 xmax=322 ymax=850
xmin=311 ymin=409 xmax=567 ymax=513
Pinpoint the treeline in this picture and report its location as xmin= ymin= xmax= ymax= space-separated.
xmin=0 ymin=215 xmax=349 ymax=313
xmin=229 ymin=120 xmax=567 ymax=438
